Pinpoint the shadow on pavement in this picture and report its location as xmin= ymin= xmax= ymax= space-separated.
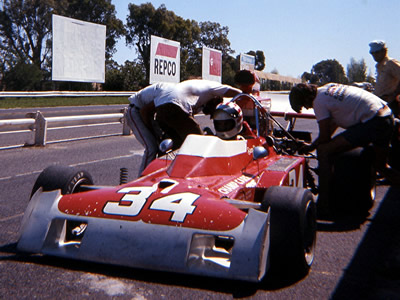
xmin=0 ymin=242 xmax=309 ymax=299
xmin=331 ymin=187 xmax=400 ymax=299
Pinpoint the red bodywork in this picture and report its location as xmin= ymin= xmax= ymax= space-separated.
xmin=58 ymin=129 xmax=306 ymax=232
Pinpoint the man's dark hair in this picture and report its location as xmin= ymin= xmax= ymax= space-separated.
xmin=234 ymin=70 xmax=256 ymax=85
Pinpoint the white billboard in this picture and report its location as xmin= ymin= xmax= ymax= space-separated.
xmin=52 ymin=14 xmax=106 ymax=83
xmin=202 ymin=47 xmax=222 ymax=83
xmin=240 ymin=53 xmax=255 ymax=71
xmin=149 ymin=35 xmax=180 ymax=84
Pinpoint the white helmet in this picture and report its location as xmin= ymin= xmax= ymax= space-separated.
xmin=213 ymin=102 xmax=243 ymax=139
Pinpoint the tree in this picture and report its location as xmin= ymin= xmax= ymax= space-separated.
xmin=199 ymin=21 xmax=235 ymax=83
xmin=0 ymin=0 xmax=124 ymax=90
xmin=56 ymin=0 xmax=124 ymax=61
xmin=126 ymin=3 xmax=186 ymax=82
xmin=2 ymin=61 xmax=43 ymax=90
xmin=125 ymin=3 xmax=235 ymax=84
xmin=119 ymin=60 xmax=147 ymax=91
xmin=0 ymin=0 xmax=54 ymax=87
xmin=104 ymin=59 xmax=146 ymax=91
xmin=347 ymin=57 xmax=367 ymax=83
xmin=246 ymin=50 xmax=266 ymax=71
xmin=304 ymin=59 xmax=348 ymax=86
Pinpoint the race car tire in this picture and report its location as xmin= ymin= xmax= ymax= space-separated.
xmin=263 ymin=186 xmax=317 ymax=278
xmin=31 ymin=165 xmax=93 ymax=197
xmin=330 ymin=147 xmax=376 ymax=216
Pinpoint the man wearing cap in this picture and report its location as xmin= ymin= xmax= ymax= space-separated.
xmin=289 ymin=83 xmax=399 ymax=215
xmin=369 ymin=40 xmax=400 ymax=116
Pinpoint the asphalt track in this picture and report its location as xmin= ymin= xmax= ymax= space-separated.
xmin=1 ymin=106 xmax=399 ymax=299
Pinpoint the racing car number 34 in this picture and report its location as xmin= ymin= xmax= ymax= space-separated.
xmin=103 ymin=184 xmax=200 ymax=223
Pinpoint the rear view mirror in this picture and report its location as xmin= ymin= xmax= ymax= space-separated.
xmin=253 ymin=146 xmax=269 ymax=160
xmin=159 ymin=139 xmax=173 ymax=153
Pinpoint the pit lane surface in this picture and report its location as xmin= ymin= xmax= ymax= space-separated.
xmin=1 ymin=110 xmax=399 ymax=299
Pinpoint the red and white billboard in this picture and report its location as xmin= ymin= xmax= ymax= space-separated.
xmin=150 ymin=35 xmax=180 ymax=84
xmin=202 ymin=47 xmax=222 ymax=82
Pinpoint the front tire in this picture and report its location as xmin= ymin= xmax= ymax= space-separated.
xmin=263 ymin=186 xmax=317 ymax=277
xmin=31 ymin=165 xmax=93 ymax=197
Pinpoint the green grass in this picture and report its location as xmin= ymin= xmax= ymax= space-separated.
xmin=0 ymin=96 xmax=129 ymax=109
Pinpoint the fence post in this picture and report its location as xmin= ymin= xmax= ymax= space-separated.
xmin=122 ymin=107 xmax=131 ymax=136
xmin=34 ymin=111 xmax=47 ymax=146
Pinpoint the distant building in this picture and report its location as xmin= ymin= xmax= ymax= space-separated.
xmin=255 ymin=70 xmax=301 ymax=91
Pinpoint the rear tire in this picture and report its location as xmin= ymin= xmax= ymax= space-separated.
xmin=263 ymin=186 xmax=317 ymax=278
xmin=330 ymin=147 xmax=376 ymax=216
xmin=31 ymin=165 xmax=93 ymax=197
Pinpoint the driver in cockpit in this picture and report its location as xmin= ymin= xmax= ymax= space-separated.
xmin=213 ymin=102 xmax=254 ymax=140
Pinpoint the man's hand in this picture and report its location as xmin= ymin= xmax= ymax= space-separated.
xmin=298 ymin=142 xmax=317 ymax=155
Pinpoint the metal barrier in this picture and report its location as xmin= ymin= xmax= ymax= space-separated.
xmin=0 ymin=108 xmax=131 ymax=148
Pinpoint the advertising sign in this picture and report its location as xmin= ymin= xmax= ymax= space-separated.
xmin=202 ymin=47 xmax=222 ymax=82
xmin=240 ymin=53 xmax=255 ymax=71
xmin=52 ymin=14 xmax=106 ymax=83
xmin=149 ymin=35 xmax=180 ymax=84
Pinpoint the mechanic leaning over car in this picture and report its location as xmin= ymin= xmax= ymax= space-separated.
xmin=289 ymin=83 xmax=400 ymax=215
xmin=126 ymin=82 xmax=177 ymax=176
xmin=127 ymin=80 xmax=241 ymax=176
xmin=154 ymin=79 xmax=241 ymax=149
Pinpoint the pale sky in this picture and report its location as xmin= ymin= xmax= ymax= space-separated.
xmin=112 ymin=0 xmax=400 ymax=79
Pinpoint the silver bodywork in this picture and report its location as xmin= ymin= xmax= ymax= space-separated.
xmin=18 ymin=188 xmax=271 ymax=282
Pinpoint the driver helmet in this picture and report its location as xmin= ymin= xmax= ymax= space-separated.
xmin=213 ymin=102 xmax=243 ymax=139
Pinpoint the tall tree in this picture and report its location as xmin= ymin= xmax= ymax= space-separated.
xmin=0 ymin=0 xmax=124 ymax=90
xmin=125 ymin=3 xmax=234 ymax=84
xmin=304 ymin=59 xmax=348 ymax=86
xmin=57 ymin=0 xmax=124 ymax=60
xmin=126 ymin=3 xmax=188 ymax=82
xmin=0 ymin=0 xmax=54 ymax=71
xmin=198 ymin=21 xmax=234 ymax=82
xmin=347 ymin=57 xmax=367 ymax=83
xmin=246 ymin=50 xmax=266 ymax=71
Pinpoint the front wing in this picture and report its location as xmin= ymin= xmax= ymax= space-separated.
xmin=18 ymin=188 xmax=270 ymax=282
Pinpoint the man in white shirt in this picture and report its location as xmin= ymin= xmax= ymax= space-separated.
xmin=126 ymin=82 xmax=176 ymax=176
xmin=155 ymin=79 xmax=241 ymax=149
xmin=127 ymin=79 xmax=241 ymax=176
xmin=289 ymin=83 xmax=398 ymax=214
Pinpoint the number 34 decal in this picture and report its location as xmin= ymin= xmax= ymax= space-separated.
xmin=103 ymin=184 xmax=200 ymax=222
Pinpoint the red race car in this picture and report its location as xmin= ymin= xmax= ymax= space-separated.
xmin=18 ymin=94 xmax=318 ymax=282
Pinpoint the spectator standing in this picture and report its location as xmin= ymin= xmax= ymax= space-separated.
xmin=369 ymin=40 xmax=400 ymax=116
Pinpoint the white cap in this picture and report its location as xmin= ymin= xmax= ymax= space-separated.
xmin=369 ymin=40 xmax=386 ymax=53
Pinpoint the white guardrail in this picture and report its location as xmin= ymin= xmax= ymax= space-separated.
xmin=0 ymin=109 xmax=131 ymax=149
xmin=0 ymin=91 xmax=134 ymax=149
xmin=0 ymin=91 xmax=293 ymax=150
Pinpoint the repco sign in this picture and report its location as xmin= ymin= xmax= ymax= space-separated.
xmin=150 ymin=35 xmax=180 ymax=84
